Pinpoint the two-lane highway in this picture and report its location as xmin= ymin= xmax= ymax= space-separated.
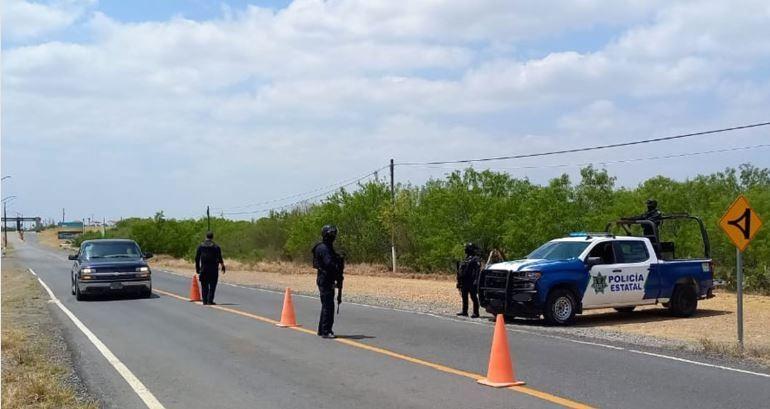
xmin=10 ymin=234 xmax=770 ymax=408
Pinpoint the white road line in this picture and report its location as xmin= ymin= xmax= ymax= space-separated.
xmin=629 ymin=349 xmax=770 ymax=378
xmin=28 ymin=268 xmax=167 ymax=409
xmin=163 ymin=268 xmax=770 ymax=379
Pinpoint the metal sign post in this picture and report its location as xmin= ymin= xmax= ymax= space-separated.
xmin=719 ymin=194 xmax=763 ymax=351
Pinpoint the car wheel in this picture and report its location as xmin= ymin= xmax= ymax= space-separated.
xmin=669 ymin=285 xmax=698 ymax=317
xmin=614 ymin=306 xmax=635 ymax=313
xmin=141 ymin=286 xmax=152 ymax=299
xmin=71 ymin=277 xmax=76 ymax=295
xmin=544 ymin=289 xmax=576 ymax=325
xmin=75 ymin=282 xmax=85 ymax=301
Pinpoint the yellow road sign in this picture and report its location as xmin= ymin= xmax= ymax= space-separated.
xmin=719 ymin=194 xmax=763 ymax=252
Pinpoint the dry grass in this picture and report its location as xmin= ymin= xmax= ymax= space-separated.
xmin=1 ymin=260 xmax=99 ymax=409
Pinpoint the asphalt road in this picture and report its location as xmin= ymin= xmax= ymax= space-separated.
xmin=8 ymin=234 xmax=770 ymax=409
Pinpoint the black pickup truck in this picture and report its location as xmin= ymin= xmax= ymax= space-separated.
xmin=69 ymin=239 xmax=153 ymax=300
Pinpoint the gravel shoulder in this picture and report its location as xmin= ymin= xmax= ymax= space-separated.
xmin=1 ymin=251 xmax=99 ymax=409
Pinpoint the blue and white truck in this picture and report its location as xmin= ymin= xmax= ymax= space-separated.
xmin=478 ymin=216 xmax=715 ymax=325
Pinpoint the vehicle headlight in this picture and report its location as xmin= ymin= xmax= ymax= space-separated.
xmin=136 ymin=267 xmax=150 ymax=272
xmin=523 ymin=271 xmax=542 ymax=281
xmin=81 ymin=268 xmax=96 ymax=274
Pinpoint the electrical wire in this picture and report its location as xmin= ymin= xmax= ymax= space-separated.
xmin=397 ymin=121 xmax=770 ymax=166
xmin=213 ymin=165 xmax=389 ymax=213
xmin=221 ymin=167 xmax=386 ymax=216
xmin=414 ymin=144 xmax=770 ymax=172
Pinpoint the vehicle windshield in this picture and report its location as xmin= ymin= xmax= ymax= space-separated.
xmin=527 ymin=241 xmax=590 ymax=261
xmin=82 ymin=242 xmax=142 ymax=260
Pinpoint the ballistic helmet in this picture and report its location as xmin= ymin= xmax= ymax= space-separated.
xmin=321 ymin=225 xmax=338 ymax=241
xmin=646 ymin=199 xmax=658 ymax=211
xmin=464 ymin=242 xmax=477 ymax=256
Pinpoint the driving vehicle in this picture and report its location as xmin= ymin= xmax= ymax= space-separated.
xmin=478 ymin=215 xmax=714 ymax=325
xmin=69 ymin=239 xmax=154 ymax=300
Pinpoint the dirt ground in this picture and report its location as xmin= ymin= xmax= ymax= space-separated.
xmin=1 ymin=252 xmax=98 ymax=408
xmin=40 ymin=230 xmax=770 ymax=362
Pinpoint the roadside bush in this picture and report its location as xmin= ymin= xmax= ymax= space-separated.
xmin=74 ymin=164 xmax=770 ymax=292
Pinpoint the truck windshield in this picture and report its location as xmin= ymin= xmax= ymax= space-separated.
xmin=527 ymin=241 xmax=590 ymax=260
xmin=82 ymin=242 xmax=142 ymax=260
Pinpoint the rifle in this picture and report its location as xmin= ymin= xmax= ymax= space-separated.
xmin=337 ymin=287 xmax=342 ymax=314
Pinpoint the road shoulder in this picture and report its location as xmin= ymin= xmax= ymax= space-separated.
xmin=1 ymin=254 xmax=99 ymax=409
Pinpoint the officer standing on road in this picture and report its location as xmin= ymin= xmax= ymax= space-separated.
xmin=312 ymin=225 xmax=344 ymax=339
xmin=456 ymin=243 xmax=481 ymax=318
xmin=195 ymin=231 xmax=225 ymax=305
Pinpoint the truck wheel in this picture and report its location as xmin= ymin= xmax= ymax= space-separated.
xmin=544 ymin=289 xmax=576 ymax=325
xmin=669 ymin=285 xmax=697 ymax=317
xmin=75 ymin=283 xmax=85 ymax=301
xmin=614 ymin=306 xmax=635 ymax=313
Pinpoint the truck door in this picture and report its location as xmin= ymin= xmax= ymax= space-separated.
xmin=582 ymin=241 xmax=620 ymax=308
xmin=610 ymin=240 xmax=655 ymax=305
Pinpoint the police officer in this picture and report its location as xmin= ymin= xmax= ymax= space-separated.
xmin=624 ymin=199 xmax=663 ymax=239
xmin=312 ymin=225 xmax=344 ymax=338
xmin=195 ymin=231 xmax=225 ymax=305
xmin=457 ymin=243 xmax=481 ymax=318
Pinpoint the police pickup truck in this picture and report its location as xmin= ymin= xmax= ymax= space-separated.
xmin=478 ymin=216 xmax=714 ymax=325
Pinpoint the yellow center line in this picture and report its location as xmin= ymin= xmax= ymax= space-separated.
xmin=153 ymin=289 xmax=595 ymax=409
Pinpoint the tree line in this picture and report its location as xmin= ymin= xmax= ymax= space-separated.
xmin=74 ymin=164 xmax=770 ymax=293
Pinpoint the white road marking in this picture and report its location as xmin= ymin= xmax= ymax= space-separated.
xmin=629 ymin=349 xmax=770 ymax=378
xmin=157 ymin=268 xmax=770 ymax=378
xmin=28 ymin=268 xmax=167 ymax=409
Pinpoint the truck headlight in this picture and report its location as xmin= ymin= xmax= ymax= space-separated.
xmin=136 ymin=267 xmax=150 ymax=272
xmin=81 ymin=268 xmax=96 ymax=274
xmin=81 ymin=274 xmax=93 ymax=280
xmin=523 ymin=271 xmax=542 ymax=281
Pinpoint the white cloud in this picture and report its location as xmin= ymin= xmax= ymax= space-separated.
xmin=2 ymin=0 xmax=770 ymax=219
xmin=2 ymin=0 xmax=95 ymax=40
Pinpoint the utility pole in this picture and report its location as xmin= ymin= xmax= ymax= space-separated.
xmin=206 ymin=206 xmax=211 ymax=232
xmin=389 ymin=159 xmax=396 ymax=273
xmin=62 ymin=208 xmax=65 ymax=224
xmin=2 ymin=202 xmax=7 ymax=248
xmin=102 ymin=217 xmax=106 ymax=237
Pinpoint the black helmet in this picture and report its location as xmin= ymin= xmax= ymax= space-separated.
xmin=321 ymin=225 xmax=338 ymax=241
xmin=646 ymin=199 xmax=658 ymax=210
xmin=464 ymin=242 xmax=477 ymax=256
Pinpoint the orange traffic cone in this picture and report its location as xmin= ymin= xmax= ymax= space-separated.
xmin=477 ymin=314 xmax=525 ymax=387
xmin=276 ymin=287 xmax=300 ymax=327
xmin=189 ymin=275 xmax=202 ymax=302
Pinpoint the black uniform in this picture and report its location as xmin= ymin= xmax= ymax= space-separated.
xmin=625 ymin=200 xmax=663 ymax=241
xmin=313 ymin=240 xmax=344 ymax=336
xmin=457 ymin=253 xmax=481 ymax=317
xmin=195 ymin=239 xmax=224 ymax=305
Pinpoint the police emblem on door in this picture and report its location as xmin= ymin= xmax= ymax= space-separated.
xmin=591 ymin=273 xmax=608 ymax=294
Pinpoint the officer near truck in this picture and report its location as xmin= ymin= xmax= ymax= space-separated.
xmin=312 ymin=225 xmax=345 ymax=338
xmin=456 ymin=242 xmax=481 ymax=318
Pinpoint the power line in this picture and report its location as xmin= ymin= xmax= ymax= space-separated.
xmin=213 ymin=165 xmax=389 ymax=213
xmin=398 ymin=121 xmax=770 ymax=166
xmin=221 ymin=167 xmax=386 ymax=216
xmin=415 ymin=144 xmax=770 ymax=172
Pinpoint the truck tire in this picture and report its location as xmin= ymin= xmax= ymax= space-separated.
xmin=544 ymin=289 xmax=576 ymax=325
xmin=669 ymin=285 xmax=698 ymax=317
xmin=75 ymin=283 xmax=85 ymax=301
xmin=614 ymin=306 xmax=635 ymax=313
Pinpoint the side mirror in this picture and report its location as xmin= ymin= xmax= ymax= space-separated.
xmin=585 ymin=257 xmax=603 ymax=267
xmin=68 ymin=254 xmax=78 ymax=260
xmin=143 ymin=252 xmax=154 ymax=259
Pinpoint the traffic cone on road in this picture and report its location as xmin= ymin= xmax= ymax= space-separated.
xmin=189 ymin=275 xmax=202 ymax=302
xmin=276 ymin=287 xmax=299 ymax=327
xmin=477 ymin=314 xmax=525 ymax=387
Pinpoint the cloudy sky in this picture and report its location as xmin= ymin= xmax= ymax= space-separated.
xmin=2 ymin=0 xmax=769 ymax=222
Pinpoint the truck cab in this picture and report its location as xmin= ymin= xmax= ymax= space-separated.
xmin=479 ymin=218 xmax=714 ymax=325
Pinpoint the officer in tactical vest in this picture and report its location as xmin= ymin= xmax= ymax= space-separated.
xmin=624 ymin=199 xmax=663 ymax=241
xmin=457 ymin=242 xmax=481 ymax=318
xmin=195 ymin=231 xmax=226 ymax=305
xmin=312 ymin=225 xmax=344 ymax=338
